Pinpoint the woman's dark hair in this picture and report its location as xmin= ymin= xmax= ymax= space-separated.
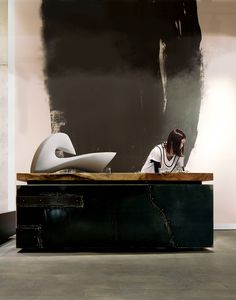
xmin=166 ymin=129 xmax=186 ymax=157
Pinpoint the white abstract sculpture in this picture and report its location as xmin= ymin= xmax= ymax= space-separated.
xmin=30 ymin=133 xmax=116 ymax=173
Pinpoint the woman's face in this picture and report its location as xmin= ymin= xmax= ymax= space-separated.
xmin=180 ymin=138 xmax=186 ymax=150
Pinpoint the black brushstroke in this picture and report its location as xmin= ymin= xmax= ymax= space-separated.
xmin=41 ymin=0 xmax=202 ymax=171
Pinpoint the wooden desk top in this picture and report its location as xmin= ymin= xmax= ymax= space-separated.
xmin=17 ymin=172 xmax=213 ymax=182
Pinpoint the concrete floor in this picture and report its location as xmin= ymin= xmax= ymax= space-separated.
xmin=0 ymin=231 xmax=236 ymax=300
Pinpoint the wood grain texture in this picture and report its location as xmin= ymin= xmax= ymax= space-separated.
xmin=17 ymin=172 xmax=213 ymax=182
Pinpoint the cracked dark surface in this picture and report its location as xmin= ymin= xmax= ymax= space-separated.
xmin=147 ymin=185 xmax=176 ymax=247
xmin=16 ymin=183 xmax=213 ymax=249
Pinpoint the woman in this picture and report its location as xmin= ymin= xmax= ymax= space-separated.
xmin=141 ymin=129 xmax=186 ymax=173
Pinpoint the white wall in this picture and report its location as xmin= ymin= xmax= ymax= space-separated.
xmin=0 ymin=0 xmax=8 ymax=212
xmin=15 ymin=0 xmax=51 ymax=176
xmin=187 ymin=0 xmax=236 ymax=226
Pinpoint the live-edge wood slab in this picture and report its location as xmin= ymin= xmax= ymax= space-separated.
xmin=17 ymin=172 xmax=213 ymax=182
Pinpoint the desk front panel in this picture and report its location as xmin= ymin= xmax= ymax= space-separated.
xmin=16 ymin=184 xmax=213 ymax=249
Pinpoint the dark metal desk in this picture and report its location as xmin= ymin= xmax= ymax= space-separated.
xmin=16 ymin=173 xmax=213 ymax=249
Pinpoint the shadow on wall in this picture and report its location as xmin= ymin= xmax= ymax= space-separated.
xmin=41 ymin=0 xmax=202 ymax=172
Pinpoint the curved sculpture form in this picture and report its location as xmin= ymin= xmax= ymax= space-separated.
xmin=30 ymin=133 xmax=116 ymax=173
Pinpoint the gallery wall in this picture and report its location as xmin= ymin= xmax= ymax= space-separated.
xmin=13 ymin=0 xmax=236 ymax=226
xmin=187 ymin=0 xmax=236 ymax=227
xmin=14 ymin=0 xmax=51 ymax=176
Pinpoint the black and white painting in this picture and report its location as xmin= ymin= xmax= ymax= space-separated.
xmin=41 ymin=0 xmax=202 ymax=171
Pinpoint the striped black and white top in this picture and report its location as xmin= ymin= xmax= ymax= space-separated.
xmin=141 ymin=143 xmax=184 ymax=173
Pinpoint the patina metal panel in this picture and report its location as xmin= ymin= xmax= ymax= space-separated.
xmin=16 ymin=184 xmax=213 ymax=249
